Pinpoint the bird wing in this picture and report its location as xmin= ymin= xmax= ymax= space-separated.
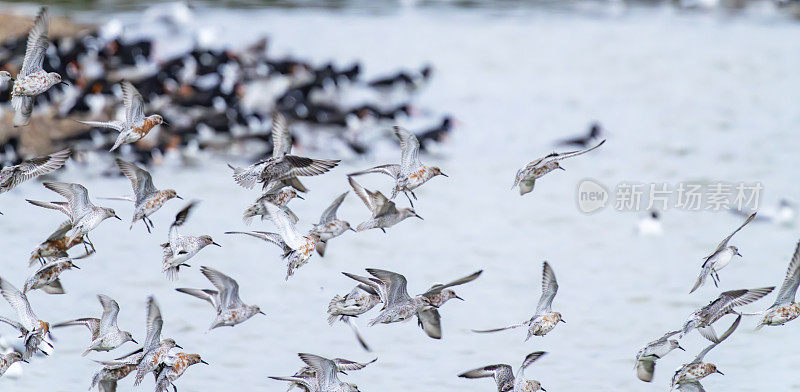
xmin=20 ymin=7 xmax=49 ymax=78
xmin=97 ymin=294 xmax=121 ymax=333
xmin=692 ymin=315 xmax=741 ymax=363
xmin=366 ymin=268 xmax=411 ymax=308
xmin=175 ymin=288 xmax=220 ymax=310
xmin=201 ymin=266 xmax=242 ymax=308
xmin=143 ymin=296 xmax=162 ymax=351
xmin=535 ymin=261 xmax=559 ymax=315
xmin=705 ymin=212 xmax=756 ymax=258
xmin=677 ymin=381 xmax=706 ymax=392
xmin=43 ymin=182 xmax=92 ymax=218
xmin=332 ymin=357 xmax=377 ymax=372
xmin=421 ymin=270 xmax=483 ymax=298
xmin=549 ymin=139 xmax=606 ymax=163
xmin=12 ymin=96 xmax=35 ymax=127
xmin=282 ymin=155 xmax=340 ymax=179
xmin=116 ymin=159 xmax=157 ymax=204
xmin=5 ymin=149 xmax=70 ymax=191
xmin=0 ymin=276 xmax=38 ymax=331
xmin=417 ymin=306 xmax=442 ymax=339
xmin=270 ymin=111 xmax=291 ymax=158
xmin=79 ymin=120 xmax=126 ymax=132
xmin=121 ymin=81 xmax=146 ymax=127
xmin=298 ymin=353 xmax=338 ymax=386
xmin=347 ymin=164 xmax=401 ymax=180
xmin=318 ymin=192 xmax=348 ymax=225
xmin=773 ymin=240 xmax=800 ymax=307
xmin=265 ymin=202 xmax=306 ymax=249
xmin=394 ymin=127 xmax=422 ymax=175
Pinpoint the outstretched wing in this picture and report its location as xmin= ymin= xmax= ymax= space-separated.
xmin=394 ymin=126 xmax=421 ymax=175
xmin=270 ymin=111 xmax=291 ymax=158
xmin=0 ymin=276 xmax=38 ymax=331
xmin=421 ymin=270 xmax=483 ymax=298
xmin=535 ymin=261 xmax=558 ymax=315
xmin=347 ymin=164 xmax=401 ymax=180
xmin=201 ymin=266 xmax=242 ymax=308
xmin=773 ymin=240 xmax=800 ymax=306
xmin=366 ymin=268 xmax=411 ymax=308
xmin=116 ymin=159 xmax=157 ymax=204
xmin=98 ymin=294 xmax=121 ymax=333
xmin=318 ymin=192 xmax=348 ymax=225
xmin=20 ymin=7 xmax=49 ymax=78
xmin=265 ymin=202 xmax=305 ymax=249
xmin=121 ymin=81 xmax=145 ymax=127
xmin=4 ymin=149 xmax=70 ymax=191
xmin=142 ymin=296 xmax=162 ymax=351
xmin=705 ymin=212 xmax=756 ymax=258
xmin=549 ymin=139 xmax=606 ymax=162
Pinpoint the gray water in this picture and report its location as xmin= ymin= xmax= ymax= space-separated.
xmin=1 ymin=3 xmax=800 ymax=392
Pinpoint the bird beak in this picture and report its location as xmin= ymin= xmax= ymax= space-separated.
xmin=296 ymin=195 xmax=305 ymax=200
xmin=716 ymin=369 xmax=724 ymax=375
xmin=161 ymin=121 xmax=170 ymax=127
xmin=677 ymin=345 xmax=685 ymax=351
xmin=736 ymin=251 xmax=742 ymax=257
xmin=454 ymin=295 xmax=464 ymax=301
xmin=200 ymin=360 xmax=209 ymax=365
xmin=60 ymin=80 xmax=71 ymax=86
xmin=22 ymin=359 xmax=29 ymax=363
xmin=130 ymin=338 xmax=138 ymax=344
xmin=415 ymin=214 xmax=424 ymax=220
xmin=349 ymin=227 xmax=356 ymax=232
xmin=212 ymin=242 xmax=222 ymax=247
xmin=440 ymin=172 xmax=449 ymax=177
xmin=176 ymin=195 xmax=184 ymax=200
xmin=114 ymin=214 xmax=122 ymax=220
xmin=72 ymin=264 xmax=81 ymax=269
xmin=175 ymin=344 xmax=183 ymax=349
xmin=558 ymin=166 xmax=566 ymax=171
xmin=259 ymin=311 xmax=266 ymax=315
xmin=560 ymin=319 xmax=566 ymax=323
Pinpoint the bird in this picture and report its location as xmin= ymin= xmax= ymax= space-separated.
xmin=636 ymin=210 xmax=663 ymax=237
xmin=556 ymin=122 xmax=603 ymax=148
xmin=758 ymin=239 xmax=800 ymax=328
xmin=342 ymin=268 xmax=481 ymax=329
xmin=415 ymin=270 xmax=483 ymax=339
xmin=284 ymin=357 xmax=376 ymax=392
xmin=0 ymin=71 xmax=12 ymax=90
xmin=161 ymin=201 xmax=220 ymax=279
xmin=458 ymin=351 xmax=548 ymax=392
xmin=0 ymin=149 xmax=71 ymax=205
xmin=26 ymin=182 xmax=121 ymax=250
xmin=28 ymin=221 xmax=92 ymax=266
xmin=269 ymin=353 xmax=362 ymax=392
xmin=348 ymin=126 xmax=447 ymax=207
xmin=512 ymin=139 xmax=606 ymax=195
xmin=327 ymin=286 xmax=380 ymax=351
xmin=79 ymin=81 xmax=164 ymax=151
xmin=175 ymin=266 xmax=265 ymax=330
xmin=115 ymin=158 xmax=181 ymax=232
xmin=635 ymin=330 xmax=684 ymax=382
xmin=227 ymin=201 xmax=319 ymax=279
xmin=241 ymin=186 xmax=302 ymax=225
xmin=0 ymin=351 xmax=26 ymax=377
xmin=10 ymin=7 xmax=65 ymax=127
xmin=132 ymin=296 xmax=181 ymax=386
xmin=679 ymin=287 xmax=773 ymax=341
xmin=347 ymin=176 xmax=421 ymax=232
xmin=690 ymin=212 xmax=756 ymax=293
xmin=229 ymin=113 xmax=339 ymax=191
xmin=0 ymin=276 xmax=51 ymax=359
xmin=473 ymin=261 xmax=564 ymax=340
xmin=79 ymin=295 xmax=137 ymax=357
xmin=154 ymin=351 xmax=208 ymax=392
xmin=22 ymin=257 xmax=79 ymax=294
xmin=672 ymin=315 xmax=741 ymax=390
xmin=310 ymin=191 xmax=354 ymax=256
xmin=89 ymin=351 xmax=142 ymax=392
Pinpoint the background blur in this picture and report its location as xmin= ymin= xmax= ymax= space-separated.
xmin=0 ymin=1 xmax=799 ymax=391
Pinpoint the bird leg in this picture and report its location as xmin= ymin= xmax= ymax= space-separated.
xmin=403 ymin=191 xmax=414 ymax=208
xmin=143 ymin=218 xmax=152 ymax=233
xmin=147 ymin=216 xmax=155 ymax=228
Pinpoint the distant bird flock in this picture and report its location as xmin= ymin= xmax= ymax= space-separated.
xmin=0 ymin=5 xmax=796 ymax=392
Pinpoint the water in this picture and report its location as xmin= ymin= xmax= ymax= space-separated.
xmin=1 ymin=3 xmax=800 ymax=391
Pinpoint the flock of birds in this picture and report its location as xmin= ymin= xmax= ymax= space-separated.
xmin=0 ymin=4 xmax=797 ymax=392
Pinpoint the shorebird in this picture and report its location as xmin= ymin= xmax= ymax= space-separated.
xmin=0 ymin=276 xmax=51 ymax=359
xmin=473 ymin=261 xmax=564 ymax=340
xmin=679 ymin=287 xmax=773 ymax=341
xmin=242 ymin=186 xmax=302 ymax=225
xmin=0 ymin=351 xmax=26 ymax=377
xmin=10 ymin=7 xmax=66 ymax=127
xmin=229 ymin=113 xmax=339 ymax=191
xmin=133 ymin=296 xmax=181 ymax=386
xmin=758 ymin=240 xmax=800 ymax=328
xmin=556 ymin=122 xmax=603 ymax=148
xmin=347 ymin=176 xmax=421 ymax=232
xmin=269 ymin=353 xmax=361 ymax=392
xmin=90 ymin=350 xmax=142 ymax=392
xmin=672 ymin=315 xmax=741 ymax=390
xmin=23 ymin=257 xmax=79 ymax=294
xmin=26 ymin=182 xmax=121 ymax=250
xmin=154 ymin=351 xmax=208 ymax=392
xmin=0 ymin=71 xmax=11 ymax=90
xmin=115 ymin=158 xmax=181 ymax=232
xmin=28 ymin=221 xmax=93 ymax=266
xmin=348 ymin=126 xmax=447 ymax=207
xmin=0 ymin=148 xmax=70 ymax=198
xmin=327 ymin=286 xmax=380 ymax=351
xmin=227 ymin=202 xmax=319 ymax=279
xmin=459 ymin=351 xmax=548 ymax=392
xmin=635 ymin=330 xmax=684 ymax=382
xmin=310 ymin=192 xmax=353 ymax=256
xmin=512 ymin=139 xmax=606 ymax=195
xmin=343 ymin=268 xmax=481 ymax=328
xmin=175 ymin=266 xmax=265 ymax=330
xmin=78 ymin=295 xmax=137 ymax=356
xmin=161 ymin=202 xmax=220 ymax=279
xmin=79 ymin=81 xmax=164 ymax=151
xmin=284 ymin=357 xmax=376 ymax=392
xmin=690 ymin=212 xmax=756 ymax=293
